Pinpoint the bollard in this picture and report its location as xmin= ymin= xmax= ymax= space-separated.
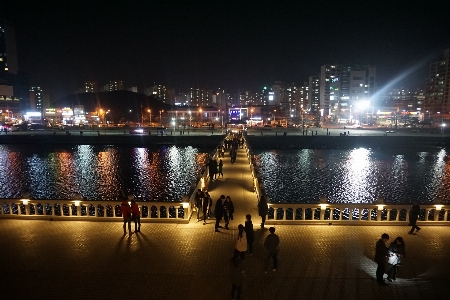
xmin=276 ymin=132 xmax=278 ymax=136
xmin=315 ymin=131 xmax=317 ymax=135
xmin=284 ymin=132 xmax=287 ymax=136
xmin=180 ymin=131 xmax=182 ymax=135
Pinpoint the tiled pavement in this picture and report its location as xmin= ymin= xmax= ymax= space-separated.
xmin=1 ymin=143 xmax=449 ymax=299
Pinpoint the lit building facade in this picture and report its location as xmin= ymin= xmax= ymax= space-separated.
xmin=0 ymin=19 xmax=24 ymax=112
xmin=108 ymin=80 xmax=124 ymax=91
xmin=319 ymin=64 xmax=376 ymax=121
xmin=425 ymin=49 xmax=450 ymax=114
xmin=189 ymin=87 xmax=212 ymax=107
xmin=85 ymin=81 xmax=98 ymax=93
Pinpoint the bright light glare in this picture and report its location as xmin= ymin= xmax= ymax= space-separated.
xmin=356 ymin=100 xmax=370 ymax=109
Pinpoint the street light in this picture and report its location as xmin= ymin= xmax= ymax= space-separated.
xmin=159 ymin=110 xmax=164 ymax=127
xmin=148 ymin=109 xmax=151 ymax=126
xmin=105 ymin=110 xmax=110 ymax=124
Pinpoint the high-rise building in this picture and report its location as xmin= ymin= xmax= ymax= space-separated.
xmin=0 ymin=19 xmax=24 ymax=112
xmin=29 ymin=86 xmax=42 ymax=110
xmin=0 ymin=19 xmax=18 ymax=75
xmin=319 ymin=64 xmax=376 ymax=121
xmin=84 ymin=81 xmax=98 ymax=93
xmin=189 ymin=87 xmax=212 ymax=107
xmin=108 ymin=80 xmax=124 ymax=91
xmin=424 ymin=49 xmax=450 ymax=114
xmin=308 ymin=76 xmax=320 ymax=114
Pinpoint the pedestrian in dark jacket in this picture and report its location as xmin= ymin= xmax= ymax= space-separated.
xmin=374 ymin=233 xmax=390 ymax=285
xmin=223 ymin=196 xmax=234 ymax=229
xmin=258 ymin=195 xmax=269 ymax=228
xmin=229 ymin=257 xmax=244 ymax=300
xmin=218 ymin=159 xmax=224 ymax=178
xmin=408 ymin=202 xmax=421 ymax=234
xmin=215 ymin=195 xmax=225 ymax=232
xmin=264 ymin=227 xmax=280 ymax=272
xmin=202 ymin=191 xmax=211 ymax=225
xmin=194 ymin=189 xmax=204 ymax=222
xmin=120 ymin=199 xmax=132 ymax=235
xmin=208 ymin=159 xmax=217 ymax=180
xmin=386 ymin=236 xmax=405 ymax=282
xmin=245 ymin=214 xmax=254 ymax=255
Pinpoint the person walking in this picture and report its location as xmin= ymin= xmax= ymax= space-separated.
xmin=374 ymin=233 xmax=390 ymax=285
xmin=120 ymin=199 xmax=132 ymax=235
xmin=245 ymin=214 xmax=254 ymax=256
xmin=264 ymin=227 xmax=280 ymax=272
xmin=130 ymin=199 xmax=141 ymax=233
xmin=258 ymin=195 xmax=269 ymax=228
xmin=408 ymin=202 xmax=421 ymax=234
xmin=229 ymin=257 xmax=244 ymax=300
xmin=208 ymin=159 xmax=217 ymax=181
xmin=194 ymin=189 xmax=204 ymax=222
xmin=218 ymin=159 xmax=224 ymax=178
xmin=233 ymin=224 xmax=248 ymax=261
xmin=202 ymin=191 xmax=211 ymax=225
xmin=230 ymin=148 xmax=237 ymax=164
xmin=215 ymin=195 xmax=225 ymax=232
xmin=223 ymin=196 xmax=234 ymax=229
xmin=386 ymin=236 xmax=406 ymax=282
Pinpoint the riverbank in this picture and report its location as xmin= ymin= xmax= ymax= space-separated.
xmin=1 ymin=130 xmax=449 ymax=149
xmin=246 ymin=135 xmax=450 ymax=149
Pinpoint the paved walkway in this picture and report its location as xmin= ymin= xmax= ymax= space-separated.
xmin=1 ymin=143 xmax=449 ymax=299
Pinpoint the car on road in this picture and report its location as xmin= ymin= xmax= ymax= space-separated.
xmin=129 ymin=128 xmax=145 ymax=134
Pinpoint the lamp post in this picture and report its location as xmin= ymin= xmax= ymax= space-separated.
xmin=105 ymin=110 xmax=110 ymax=125
xmin=148 ymin=109 xmax=151 ymax=126
xmin=159 ymin=110 xmax=164 ymax=127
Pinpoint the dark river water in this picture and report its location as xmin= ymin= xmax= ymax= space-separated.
xmin=2 ymin=144 xmax=449 ymax=204
xmin=254 ymin=148 xmax=450 ymax=204
xmin=0 ymin=144 xmax=208 ymax=201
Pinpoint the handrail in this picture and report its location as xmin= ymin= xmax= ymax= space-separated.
xmin=266 ymin=202 xmax=449 ymax=225
xmin=0 ymin=199 xmax=190 ymax=223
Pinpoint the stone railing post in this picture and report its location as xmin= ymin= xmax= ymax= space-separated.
xmin=73 ymin=193 xmax=82 ymax=216
xmin=376 ymin=197 xmax=385 ymax=221
xmin=21 ymin=192 xmax=30 ymax=216
xmin=319 ymin=197 xmax=327 ymax=220
xmin=434 ymin=197 xmax=444 ymax=222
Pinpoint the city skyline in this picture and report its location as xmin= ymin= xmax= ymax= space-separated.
xmin=2 ymin=1 xmax=450 ymax=101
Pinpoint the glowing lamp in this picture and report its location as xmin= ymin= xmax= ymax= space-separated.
xmin=182 ymin=202 xmax=189 ymax=209
xmin=376 ymin=197 xmax=385 ymax=210
xmin=319 ymin=197 xmax=328 ymax=210
xmin=22 ymin=199 xmax=29 ymax=205
xmin=74 ymin=201 xmax=81 ymax=206
xmin=434 ymin=197 xmax=444 ymax=211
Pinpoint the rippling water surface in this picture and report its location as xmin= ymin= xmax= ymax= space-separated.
xmin=0 ymin=145 xmax=207 ymax=201
xmin=254 ymin=148 xmax=450 ymax=204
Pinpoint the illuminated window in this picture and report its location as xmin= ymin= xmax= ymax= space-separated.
xmin=4 ymin=67 xmax=8 ymax=71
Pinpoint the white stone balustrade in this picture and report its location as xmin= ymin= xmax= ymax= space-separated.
xmin=266 ymin=201 xmax=449 ymax=225
xmin=0 ymin=199 xmax=190 ymax=223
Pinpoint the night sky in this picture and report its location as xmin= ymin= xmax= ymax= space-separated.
xmin=2 ymin=1 xmax=450 ymax=101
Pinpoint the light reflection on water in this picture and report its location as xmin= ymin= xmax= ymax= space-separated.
xmin=0 ymin=145 xmax=207 ymax=201
xmin=255 ymin=148 xmax=450 ymax=204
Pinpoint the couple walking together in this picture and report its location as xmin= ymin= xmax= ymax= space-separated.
xmin=214 ymin=195 xmax=234 ymax=231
